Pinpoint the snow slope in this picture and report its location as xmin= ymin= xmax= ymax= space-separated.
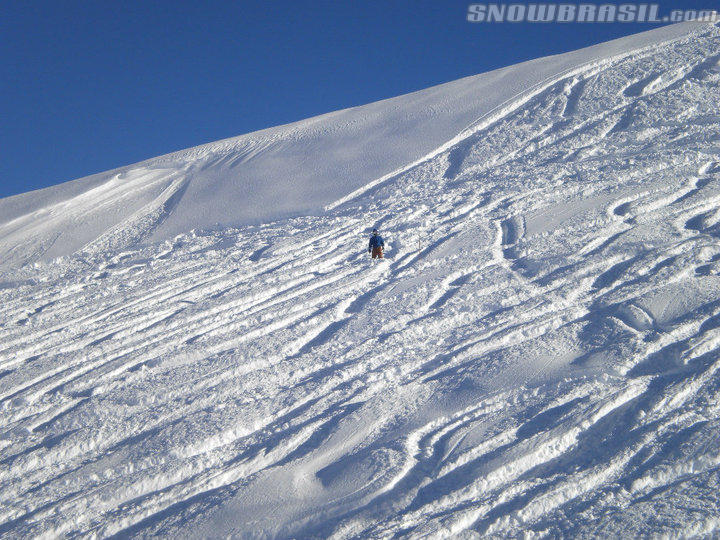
xmin=0 ymin=22 xmax=700 ymax=270
xmin=2 ymin=19 xmax=720 ymax=538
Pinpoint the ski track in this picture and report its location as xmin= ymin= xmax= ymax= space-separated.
xmin=1 ymin=23 xmax=720 ymax=539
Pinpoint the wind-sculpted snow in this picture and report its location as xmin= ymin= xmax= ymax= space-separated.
xmin=2 ymin=21 xmax=720 ymax=539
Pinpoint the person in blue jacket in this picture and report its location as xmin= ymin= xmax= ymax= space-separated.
xmin=368 ymin=229 xmax=385 ymax=259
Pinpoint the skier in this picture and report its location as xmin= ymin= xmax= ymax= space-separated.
xmin=368 ymin=229 xmax=385 ymax=259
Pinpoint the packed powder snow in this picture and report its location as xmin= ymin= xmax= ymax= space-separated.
xmin=1 ymin=20 xmax=720 ymax=538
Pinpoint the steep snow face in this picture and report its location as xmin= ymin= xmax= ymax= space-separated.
xmin=0 ymin=22 xmax=702 ymax=270
xmin=2 ymin=20 xmax=720 ymax=539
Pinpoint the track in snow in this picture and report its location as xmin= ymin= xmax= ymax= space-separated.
xmin=2 ymin=22 xmax=720 ymax=539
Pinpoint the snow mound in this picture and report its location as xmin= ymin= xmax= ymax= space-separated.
xmin=2 ymin=20 xmax=720 ymax=539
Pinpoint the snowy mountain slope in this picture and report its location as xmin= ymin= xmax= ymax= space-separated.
xmin=2 ymin=19 xmax=720 ymax=539
xmin=0 ymin=22 xmax=701 ymax=271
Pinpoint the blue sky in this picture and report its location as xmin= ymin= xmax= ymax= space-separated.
xmin=0 ymin=0 xmax=710 ymax=198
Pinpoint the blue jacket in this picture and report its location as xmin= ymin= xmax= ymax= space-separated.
xmin=369 ymin=234 xmax=384 ymax=249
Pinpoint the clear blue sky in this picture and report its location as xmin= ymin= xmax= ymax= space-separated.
xmin=0 ymin=0 xmax=709 ymax=198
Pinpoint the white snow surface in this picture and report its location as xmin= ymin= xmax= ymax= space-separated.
xmin=0 ymin=21 xmax=702 ymax=269
xmin=2 ymin=20 xmax=720 ymax=538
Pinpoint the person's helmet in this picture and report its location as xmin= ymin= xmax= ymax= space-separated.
xmin=372 ymin=229 xmax=378 ymax=235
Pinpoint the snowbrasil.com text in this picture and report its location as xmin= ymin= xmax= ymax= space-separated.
xmin=467 ymin=3 xmax=720 ymax=23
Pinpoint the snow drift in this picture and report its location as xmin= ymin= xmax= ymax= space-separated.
xmin=2 ymin=19 xmax=720 ymax=539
